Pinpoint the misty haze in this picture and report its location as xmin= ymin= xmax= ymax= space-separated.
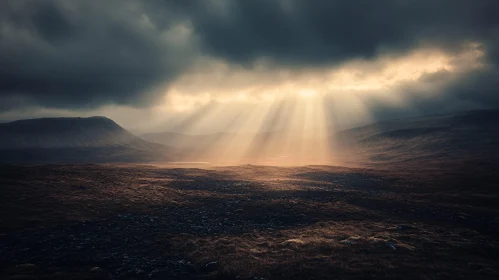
xmin=1 ymin=1 xmax=499 ymax=280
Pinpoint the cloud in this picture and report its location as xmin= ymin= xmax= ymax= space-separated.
xmin=0 ymin=0 xmax=196 ymax=110
xmin=0 ymin=0 xmax=498 ymax=118
xmin=165 ymin=0 xmax=499 ymax=115
xmin=161 ymin=45 xmax=484 ymax=111
xmin=169 ymin=0 xmax=498 ymax=65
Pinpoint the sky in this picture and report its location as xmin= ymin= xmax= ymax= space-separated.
xmin=1 ymin=0 xmax=499 ymax=135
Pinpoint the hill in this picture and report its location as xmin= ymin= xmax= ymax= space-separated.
xmin=0 ymin=116 xmax=173 ymax=163
xmin=340 ymin=109 xmax=499 ymax=169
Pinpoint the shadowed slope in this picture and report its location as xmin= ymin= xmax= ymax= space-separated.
xmin=0 ymin=117 xmax=175 ymax=163
xmin=340 ymin=109 xmax=499 ymax=168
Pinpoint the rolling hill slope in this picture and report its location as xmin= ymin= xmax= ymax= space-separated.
xmin=340 ymin=109 xmax=499 ymax=168
xmin=0 ymin=117 xmax=173 ymax=163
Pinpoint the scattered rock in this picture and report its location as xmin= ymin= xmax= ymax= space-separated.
xmin=386 ymin=242 xmax=397 ymax=250
xmin=89 ymin=266 xmax=107 ymax=278
xmin=340 ymin=236 xmax=362 ymax=245
xmin=90 ymin=267 xmax=104 ymax=274
xmin=148 ymin=269 xmax=160 ymax=279
xmin=203 ymin=261 xmax=219 ymax=272
xmin=281 ymin=239 xmax=306 ymax=246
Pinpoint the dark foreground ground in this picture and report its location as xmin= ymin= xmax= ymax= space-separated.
xmin=0 ymin=164 xmax=498 ymax=280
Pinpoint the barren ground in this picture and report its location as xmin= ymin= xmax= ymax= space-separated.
xmin=1 ymin=164 xmax=498 ymax=279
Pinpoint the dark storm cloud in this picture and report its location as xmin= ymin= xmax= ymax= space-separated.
xmin=166 ymin=0 xmax=499 ymax=65
xmin=1 ymin=0 xmax=499 ymax=112
xmin=0 ymin=0 xmax=194 ymax=110
xmin=164 ymin=0 xmax=499 ymax=112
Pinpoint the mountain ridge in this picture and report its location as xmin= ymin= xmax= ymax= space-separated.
xmin=0 ymin=116 xmax=174 ymax=163
xmin=140 ymin=109 xmax=499 ymax=166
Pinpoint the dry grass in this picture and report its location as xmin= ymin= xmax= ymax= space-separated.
xmin=1 ymin=164 xmax=499 ymax=279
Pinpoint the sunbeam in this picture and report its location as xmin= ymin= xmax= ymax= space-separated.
xmin=130 ymin=44 xmax=485 ymax=165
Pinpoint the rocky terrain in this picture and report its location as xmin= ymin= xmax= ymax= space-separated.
xmin=1 ymin=164 xmax=498 ymax=279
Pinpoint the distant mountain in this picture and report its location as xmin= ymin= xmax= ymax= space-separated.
xmin=340 ymin=109 xmax=499 ymax=168
xmin=0 ymin=116 xmax=174 ymax=163
xmin=142 ymin=109 xmax=499 ymax=167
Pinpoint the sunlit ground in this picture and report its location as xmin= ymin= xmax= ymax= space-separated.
xmin=1 ymin=164 xmax=498 ymax=279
